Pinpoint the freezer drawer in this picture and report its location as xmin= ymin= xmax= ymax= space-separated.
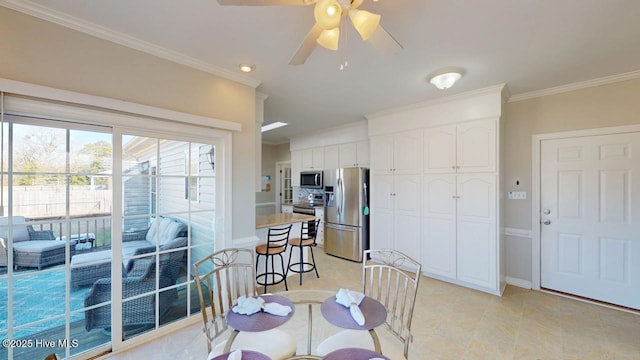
xmin=324 ymin=223 xmax=363 ymax=262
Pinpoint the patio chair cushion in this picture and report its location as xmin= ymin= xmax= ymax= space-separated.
xmin=0 ymin=216 xmax=30 ymax=242
xmin=146 ymin=217 xmax=184 ymax=246
xmin=13 ymin=240 xmax=74 ymax=253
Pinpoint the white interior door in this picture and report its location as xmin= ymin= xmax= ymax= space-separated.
xmin=541 ymin=133 xmax=640 ymax=309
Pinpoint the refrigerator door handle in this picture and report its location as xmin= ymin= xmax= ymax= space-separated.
xmin=325 ymin=223 xmax=357 ymax=232
xmin=337 ymin=177 xmax=343 ymax=217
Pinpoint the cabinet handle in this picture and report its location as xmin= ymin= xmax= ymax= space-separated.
xmin=451 ymin=166 xmax=456 ymax=170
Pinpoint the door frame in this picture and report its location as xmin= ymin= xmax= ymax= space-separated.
xmin=275 ymin=161 xmax=291 ymax=213
xmin=531 ymin=124 xmax=640 ymax=290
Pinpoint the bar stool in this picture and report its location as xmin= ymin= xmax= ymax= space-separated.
xmin=286 ymin=218 xmax=321 ymax=285
xmin=255 ymin=224 xmax=292 ymax=294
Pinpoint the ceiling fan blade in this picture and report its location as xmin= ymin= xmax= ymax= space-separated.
xmin=217 ymin=0 xmax=315 ymax=5
xmin=289 ymin=24 xmax=323 ymax=65
xmin=368 ymin=24 xmax=403 ymax=55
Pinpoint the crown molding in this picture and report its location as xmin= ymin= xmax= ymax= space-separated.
xmin=366 ymin=83 xmax=506 ymax=120
xmin=509 ymin=69 xmax=640 ymax=102
xmin=0 ymin=0 xmax=262 ymax=89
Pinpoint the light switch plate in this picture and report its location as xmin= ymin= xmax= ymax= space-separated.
xmin=508 ymin=191 xmax=527 ymax=200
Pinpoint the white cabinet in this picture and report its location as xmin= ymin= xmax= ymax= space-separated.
xmin=371 ymin=131 xmax=422 ymax=175
xmin=302 ymin=148 xmax=324 ymax=170
xmin=339 ymin=141 xmax=369 ymax=167
xmin=291 ymin=150 xmax=302 ymax=187
xmin=370 ymin=174 xmax=421 ymax=257
xmin=324 ymin=146 xmax=340 ymax=170
xmin=422 ymin=174 xmax=497 ymax=289
xmin=314 ymin=207 xmax=324 ymax=245
xmin=424 ymin=119 xmax=496 ymax=173
xmin=281 ymin=204 xmax=293 ymax=213
xmin=456 ymin=174 xmax=497 ymax=289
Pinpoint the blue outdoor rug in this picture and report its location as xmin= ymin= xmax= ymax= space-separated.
xmin=0 ymin=267 xmax=91 ymax=340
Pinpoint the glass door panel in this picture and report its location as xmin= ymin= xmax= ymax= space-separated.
xmin=120 ymin=136 xmax=216 ymax=341
xmin=1 ymin=119 xmax=113 ymax=360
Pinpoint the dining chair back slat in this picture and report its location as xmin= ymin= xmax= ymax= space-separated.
xmin=363 ymin=249 xmax=421 ymax=359
xmin=193 ymin=248 xmax=257 ymax=352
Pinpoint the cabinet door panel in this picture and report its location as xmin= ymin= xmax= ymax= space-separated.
xmin=356 ymin=141 xmax=369 ymax=166
xmin=291 ymin=150 xmax=302 ymax=186
xmin=424 ymin=125 xmax=456 ymax=173
xmin=395 ymin=131 xmax=422 ymax=174
xmin=457 ymin=221 xmax=495 ymax=288
xmin=370 ymin=136 xmax=394 ymax=174
xmin=371 ymin=175 xmax=394 ymax=250
xmin=396 ymin=213 xmax=421 ymax=258
xmin=457 ymin=174 xmax=496 ymax=289
xmin=339 ymin=143 xmax=357 ymax=167
xmin=301 ymin=149 xmax=314 ymax=170
xmin=457 ymin=175 xmax=496 ymax=222
xmin=457 ymin=119 xmax=496 ymax=172
xmin=423 ymin=175 xmax=456 ymax=278
xmin=312 ymin=148 xmax=324 ymax=169
xmin=371 ymin=175 xmax=394 ymax=212
xmin=395 ymin=175 xmax=421 ymax=213
xmin=324 ymin=145 xmax=340 ymax=170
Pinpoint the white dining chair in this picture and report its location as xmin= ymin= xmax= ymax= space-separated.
xmin=193 ymin=248 xmax=297 ymax=360
xmin=316 ymin=248 xmax=422 ymax=359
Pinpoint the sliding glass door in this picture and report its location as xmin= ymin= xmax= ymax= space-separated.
xmin=0 ymin=116 xmax=113 ymax=359
xmin=1 ymin=114 xmax=224 ymax=359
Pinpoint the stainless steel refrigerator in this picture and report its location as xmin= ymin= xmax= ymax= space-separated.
xmin=323 ymin=167 xmax=370 ymax=262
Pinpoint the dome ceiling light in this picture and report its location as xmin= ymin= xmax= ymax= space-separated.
xmin=427 ymin=68 xmax=464 ymax=90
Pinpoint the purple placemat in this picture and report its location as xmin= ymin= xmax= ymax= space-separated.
xmin=211 ymin=350 xmax=271 ymax=360
xmin=320 ymin=295 xmax=387 ymax=330
xmin=323 ymin=348 xmax=389 ymax=360
xmin=226 ymin=295 xmax=295 ymax=332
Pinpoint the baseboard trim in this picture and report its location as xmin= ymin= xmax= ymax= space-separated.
xmin=506 ymin=276 xmax=532 ymax=289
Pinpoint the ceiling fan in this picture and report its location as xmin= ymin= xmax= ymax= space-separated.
xmin=217 ymin=0 xmax=402 ymax=65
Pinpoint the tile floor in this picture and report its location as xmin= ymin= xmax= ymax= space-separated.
xmin=109 ymin=250 xmax=640 ymax=360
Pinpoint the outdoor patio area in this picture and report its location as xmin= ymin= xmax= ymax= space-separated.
xmin=0 ymin=246 xmax=201 ymax=360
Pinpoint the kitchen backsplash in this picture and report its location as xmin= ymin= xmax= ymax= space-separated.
xmin=298 ymin=187 xmax=324 ymax=201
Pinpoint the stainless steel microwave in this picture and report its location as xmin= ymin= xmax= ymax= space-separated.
xmin=300 ymin=171 xmax=323 ymax=188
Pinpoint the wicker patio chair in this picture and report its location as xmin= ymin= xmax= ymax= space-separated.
xmin=84 ymin=242 xmax=186 ymax=332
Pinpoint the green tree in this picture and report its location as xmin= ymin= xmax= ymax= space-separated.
xmin=71 ymin=140 xmax=112 ymax=186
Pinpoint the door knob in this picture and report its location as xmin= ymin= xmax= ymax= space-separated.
xmin=543 ymin=209 xmax=551 ymax=215
xmin=542 ymin=219 xmax=551 ymax=225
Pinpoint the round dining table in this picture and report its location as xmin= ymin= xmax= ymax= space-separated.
xmin=219 ymin=289 xmax=390 ymax=360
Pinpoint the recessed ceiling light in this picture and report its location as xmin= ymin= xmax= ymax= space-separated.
xmin=427 ymin=68 xmax=464 ymax=90
xmin=261 ymin=121 xmax=288 ymax=132
xmin=239 ymin=64 xmax=255 ymax=73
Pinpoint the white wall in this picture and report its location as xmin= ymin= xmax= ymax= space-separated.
xmin=0 ymin=6 xmax=258 ymax=241
xmin=503 ymin=77 xmax=640 ymax=282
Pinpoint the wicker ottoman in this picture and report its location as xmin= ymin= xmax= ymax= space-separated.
xmin=70 ymin=250 xmax=113 ymax=289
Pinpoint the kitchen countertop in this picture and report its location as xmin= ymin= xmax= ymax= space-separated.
xmin=256 ymin=212 xmax=316 ymax=229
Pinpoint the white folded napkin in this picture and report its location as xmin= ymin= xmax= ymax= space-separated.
xmin=227 ymin=349 xmax=242 ymax=360
xmin=231 ymin=296 xmax=264 ymax=315
xmin=262 ymin=301 xmax=292 ymax=316
xmin=231 ymin=296 xmax=292 ymax=316
xmin=335 ymin=288 xmax=366 ymax=326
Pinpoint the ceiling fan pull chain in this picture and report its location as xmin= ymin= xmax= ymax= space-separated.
xmin=340 ymin=19 xmax=349 ymax=70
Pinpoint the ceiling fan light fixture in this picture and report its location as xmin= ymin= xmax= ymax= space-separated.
xmin=428 ymin=69 xmax=464 ymax=90
xmin=314 ymin=0 xmax=342 ymax=30
xmin=349 ymin=9 xmax=381 ymax=40
xmin=317 ymin=27 xmax=340 ymax=50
